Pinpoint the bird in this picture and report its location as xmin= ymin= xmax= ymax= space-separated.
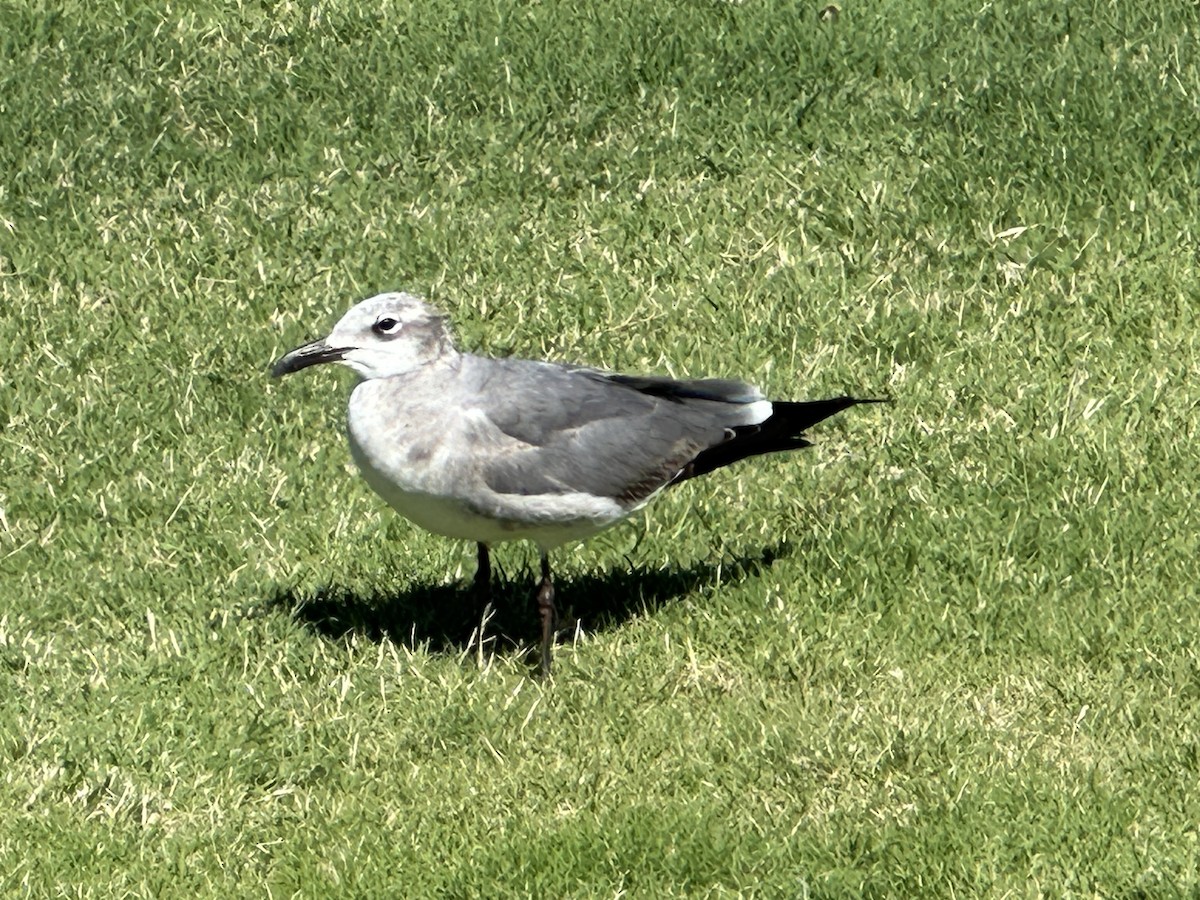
xmin=271 ymin=291 xmax=883 ymax=675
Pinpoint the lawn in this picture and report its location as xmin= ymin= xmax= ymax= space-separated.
xmin=2 ymin=0 xmax=1199 ymax=895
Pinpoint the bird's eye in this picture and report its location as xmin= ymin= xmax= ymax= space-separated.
xmin=372 ymin=316 xmax=401 ymax=336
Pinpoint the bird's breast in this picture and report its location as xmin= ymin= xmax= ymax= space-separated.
xmin=345 ymin=377 xmax=515 ymax=541
xmin=347 ymin=375 xmax=488 ymax=497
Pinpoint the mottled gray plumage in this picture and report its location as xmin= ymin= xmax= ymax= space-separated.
xmin=271 ymin=291 xmax=882 ymax=674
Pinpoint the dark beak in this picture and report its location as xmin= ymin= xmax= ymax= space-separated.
xmin=270 ymin=339 xmax=347 ymax=377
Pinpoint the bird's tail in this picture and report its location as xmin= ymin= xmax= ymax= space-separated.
xmin=671 ymin=396 xmax=887 ymax=485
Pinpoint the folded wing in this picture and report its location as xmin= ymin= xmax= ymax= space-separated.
xmin=472 ymin=359 xmax=768 ymax=506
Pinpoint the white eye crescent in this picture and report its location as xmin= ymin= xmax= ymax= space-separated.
xmin=372 ymin=316 xmax=402 ymax=336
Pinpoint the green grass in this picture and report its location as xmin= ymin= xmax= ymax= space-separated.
xmin=3 ymin=0 xmax=1199 ymax=895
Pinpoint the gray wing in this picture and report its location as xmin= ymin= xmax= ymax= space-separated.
xmin=466 ymin=357 xmax=765 ymax=506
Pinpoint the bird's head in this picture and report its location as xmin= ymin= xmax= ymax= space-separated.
xmin=271 ymin=292 xmax=455 ymax=381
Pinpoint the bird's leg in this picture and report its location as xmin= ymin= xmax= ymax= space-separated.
xmin=535 ymin=552 xmax=558 ymax=677
xmin=473 ymin=542 xmax=491 ymax=602
xmin=469 ymin=542 xmax=497 ymax=656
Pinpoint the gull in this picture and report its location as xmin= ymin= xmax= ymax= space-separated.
xmin=271 ymin=292 xmax=883 ymax=674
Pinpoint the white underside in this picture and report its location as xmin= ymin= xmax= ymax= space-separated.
xmin=350 ymin=474 xmax=632 ymax=549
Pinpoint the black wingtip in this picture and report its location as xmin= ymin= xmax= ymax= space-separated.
xmin=669 ymin=393 xmax=885 ymax=486
xmin=771 ymin=395 xmax=888 ymax=430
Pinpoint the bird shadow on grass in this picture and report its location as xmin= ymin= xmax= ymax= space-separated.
xmin=265 ymin=540 xmax=793 ymax=667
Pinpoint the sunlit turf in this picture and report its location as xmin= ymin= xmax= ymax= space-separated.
xmin=2 ymin=0 xmax=1199 ymax=895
